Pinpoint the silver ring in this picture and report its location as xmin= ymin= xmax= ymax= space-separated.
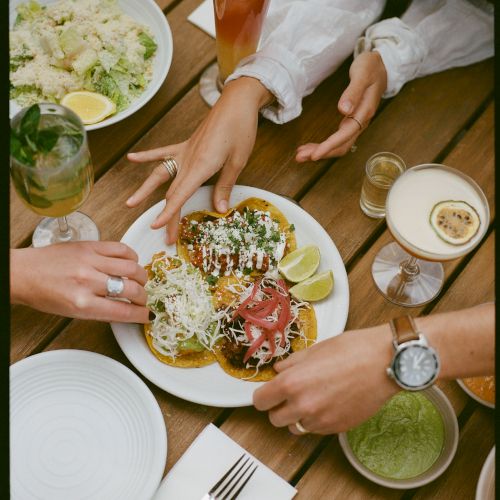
xmin=295 ymin=421 xmax=309 ymax=434
xmin=347 ymin=115 xmax=363 ymax=131
xmin=106 ymin=276 xmax=124 ymax=297
xmin=161 ymin=156 xmax=179 ymax=179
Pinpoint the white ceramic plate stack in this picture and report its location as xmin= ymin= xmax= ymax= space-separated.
xmin=9 ymin=0 xmax=173 ymax=130
xmin=10 ymin=350 xmax=167 ymax=500
xmin=111 ymin=185 xmax=350 ymax=407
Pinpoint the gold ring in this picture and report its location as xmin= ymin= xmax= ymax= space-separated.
xmin=160 ymin=156 xmax=179 ymax=179
xmin=295 ymin=421 xmax=309 ymax=434
xmin=347 ymin=115 xmax=363 ymax=131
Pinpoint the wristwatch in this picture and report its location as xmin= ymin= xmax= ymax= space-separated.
xmin=386 ymin=316 xmax=440 ymax=391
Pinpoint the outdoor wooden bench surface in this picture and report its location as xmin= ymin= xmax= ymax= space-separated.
xmin=10 ymin=2 xmax=495 ymax=498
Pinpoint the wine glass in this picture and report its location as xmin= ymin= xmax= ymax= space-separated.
xmin=199 ymin=0 xmax=270 ymax=107
xmin=371 ymin=164 xmax=489 ymax=307
xmin=10 ymin=103 xmax=100 ymax=247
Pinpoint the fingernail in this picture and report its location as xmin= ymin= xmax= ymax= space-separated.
xmin=126 ymin=197 xmax=133 ymax=205
xmin=218 ymin=200 xmax=228 ymax=213
xmin=340 ymin=99 xmax=353 ymax=114
xmin=148 ymin=311 xmax=155 ymax=321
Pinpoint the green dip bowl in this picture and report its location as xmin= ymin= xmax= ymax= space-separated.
xmin=338 ymin=386 xmax=458 ymax=489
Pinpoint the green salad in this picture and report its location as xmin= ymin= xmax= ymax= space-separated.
xmin=10 ymin=0 xmax=158 ymax=112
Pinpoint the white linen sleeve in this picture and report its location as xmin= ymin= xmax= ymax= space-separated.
xmin=354 ymin=0 xmax=494 ymax=98
xmin=225 ymin=0 xmax=385 ymax=124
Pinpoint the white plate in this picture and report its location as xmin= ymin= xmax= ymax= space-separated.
xmin=10 ymin=350 xmax=167 ymax=500
xmin=476 ymin=447 xmax=495 ymax=500
xmin=112 ymin=185 xmax=349 ymax=407
xmin=9 ymin=0 xmax=173 ymax=131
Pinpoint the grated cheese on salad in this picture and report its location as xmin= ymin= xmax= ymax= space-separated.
xmin=10 ymin=0 xmax=157 ymax=111
xmin=145 ymin=256 xmax=222 ymax=359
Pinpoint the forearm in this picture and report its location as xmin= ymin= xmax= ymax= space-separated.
xmin=415 ymin=303 xmax=495 ymax=380
xmin=10 ymin=248 xmax=31 ymax=305
xmin=356 ymin=0 xmax=494 ymax=97
xmin=222 ymin=76 xmax=273 ymax=110
xmin=226 ymin=0 xmax=384 ymax=123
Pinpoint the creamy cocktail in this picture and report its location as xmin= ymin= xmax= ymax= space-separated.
xmin=372 ymin=164 xmax=489 ymax=307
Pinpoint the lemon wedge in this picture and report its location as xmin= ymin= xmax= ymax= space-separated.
xmin=289 ymin=270 xmax=334 ymax=301
xmin=278 ymin=245 xmax=320 ymax=283
xmin=61 ymin=91 xmax=116 ymax=124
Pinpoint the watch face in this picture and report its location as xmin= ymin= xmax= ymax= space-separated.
xmin=394 ymin=345 xmax=438 ymax=389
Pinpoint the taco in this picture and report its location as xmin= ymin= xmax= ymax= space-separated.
xmin=213 ymin=272 xmax=317 ymax=381
xmin=144 ymin=251 xmax=222 ymax=368
xmin=177 ymin=198 xmax=296 ymax=281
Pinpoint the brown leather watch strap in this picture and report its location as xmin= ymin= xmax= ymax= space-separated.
xmin=389 ymin=316 xmax=419 ymax=345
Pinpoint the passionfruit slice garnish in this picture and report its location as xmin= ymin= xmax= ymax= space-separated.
xmin=429 ymin=200 xmax=480 ymax=245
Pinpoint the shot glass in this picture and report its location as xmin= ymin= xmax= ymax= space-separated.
xmin=360 ymin=152 xmax=406 ymax=218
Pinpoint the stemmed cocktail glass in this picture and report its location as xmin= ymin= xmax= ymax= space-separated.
xmin=371 ymin=164 xmax=489 ymax=307
xmin=11 ymin=103 xmax=100 ymax=247
xmin=199 ymin=0 xmax=270 ymax=106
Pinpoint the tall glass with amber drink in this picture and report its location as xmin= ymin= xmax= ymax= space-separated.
xmin=10 ymin=103 xmax=100 ymax=247
xmin=371 ymin=164 xmax=489 ymax=306
xmin=200 ymin=0 xmax=270 ymax=106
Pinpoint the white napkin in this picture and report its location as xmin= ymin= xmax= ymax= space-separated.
xmin=153 ymin=424 xmax=297 ymax=500
xmin=187 ymin=0 xmax=216 ymax=38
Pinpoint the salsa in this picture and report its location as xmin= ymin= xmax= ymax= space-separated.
xmin=347 ymin=392 xmax=444 ymax=480
xmin=462 ymin=376 xmax=495 ymax=405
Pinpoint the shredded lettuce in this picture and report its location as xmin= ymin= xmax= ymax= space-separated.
xmin=138 ymin=32 xmax=157 ymax=60
xmin=92 ymin=72 xmax=129 ymax=111
xmin=59 ymin=27 xmax=86 ymax=57
xmin=16 ymin=0 xmax=43 ymax=22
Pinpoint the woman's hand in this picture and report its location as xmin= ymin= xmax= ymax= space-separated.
xmin=11 ymin=241 xmax=149 ymax=323
xmin=296 ymin=51 xmax=387 ymax=162
xmin=253 ymin=325 xmax=399 ymax=435
xmin=126 ymin=77 xmax=273 ymax=244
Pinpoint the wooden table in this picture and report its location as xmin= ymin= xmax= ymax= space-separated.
xmin=10 ymin=1 xmax=495 ymax=498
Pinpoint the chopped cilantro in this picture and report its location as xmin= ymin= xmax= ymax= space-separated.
xmin=206 ymin=275 xmax=218 ymax=286
xmin=289 ymin=224 xmax=295 ymax=232
xmin=243 ymin=267 xmax=252 ymax=275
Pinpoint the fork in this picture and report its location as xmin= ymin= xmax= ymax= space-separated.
xmin=200 ymin=454 xmax=258 ymax=500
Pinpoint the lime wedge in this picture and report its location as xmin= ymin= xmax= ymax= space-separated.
xmin=278 ymin=245 xmax=320 ymax=283
xmin=289 ymin=270 xmax=334 ymax=301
